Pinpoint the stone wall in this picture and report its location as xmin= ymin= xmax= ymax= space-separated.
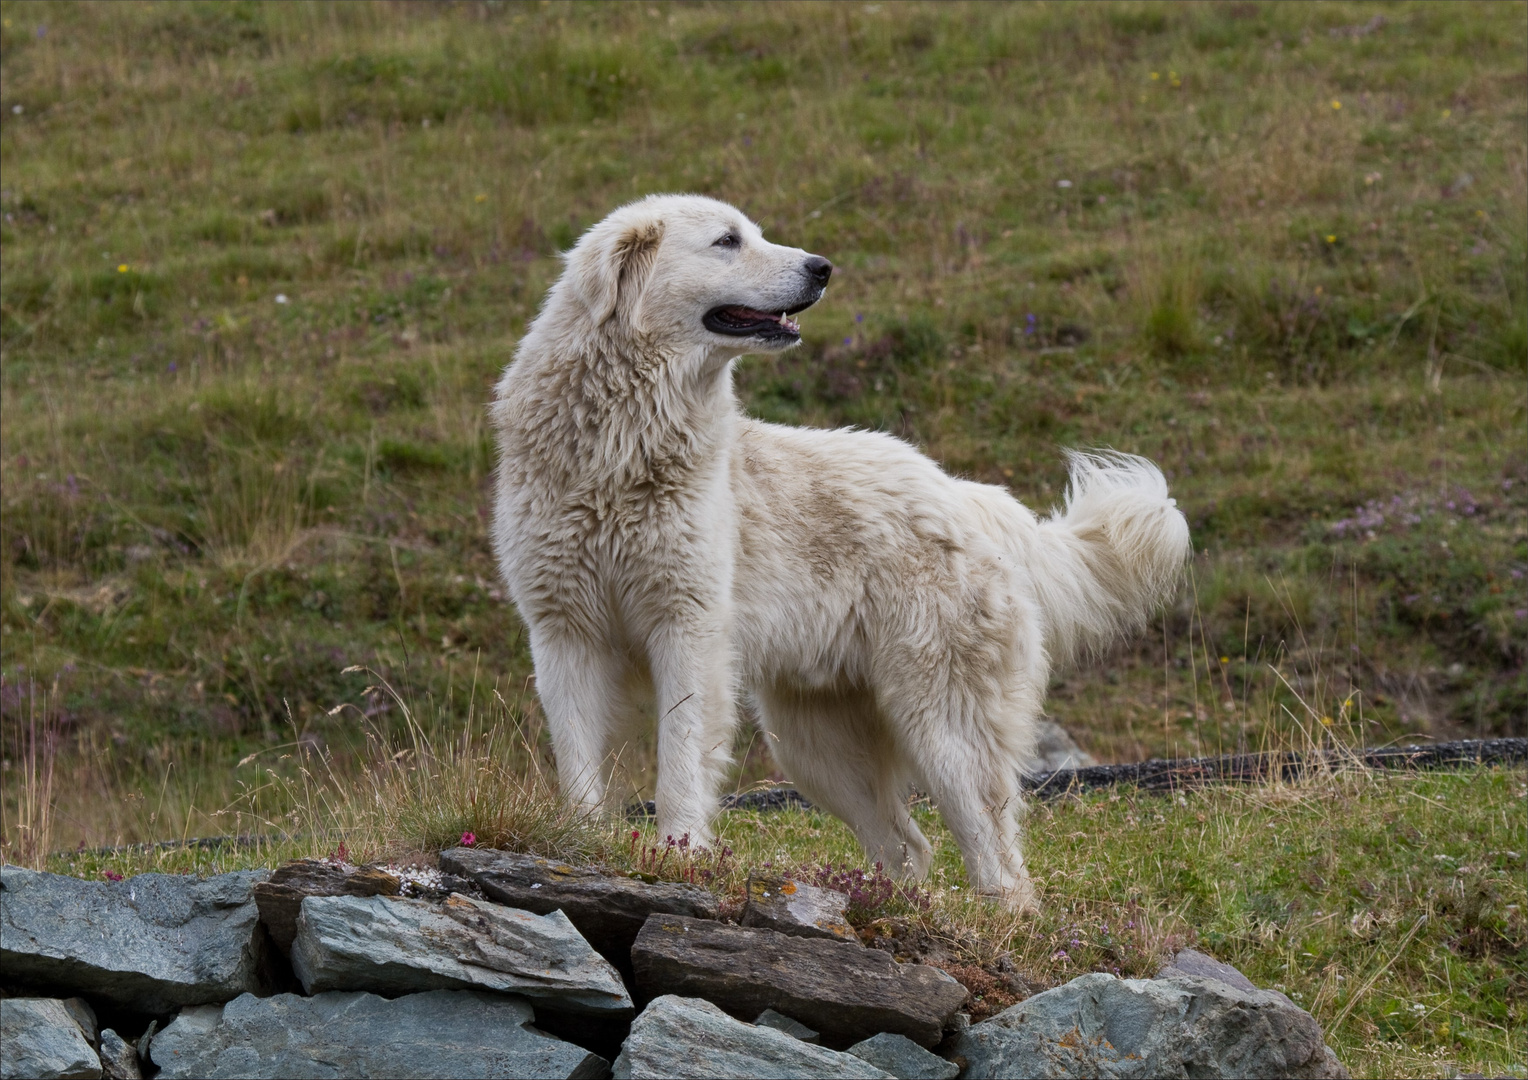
xmin=0 ymin=853 xmax=1348 ymax=1079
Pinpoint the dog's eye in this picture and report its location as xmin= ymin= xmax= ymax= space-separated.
xmin=713 ymin=232 xmax=740 ymax=249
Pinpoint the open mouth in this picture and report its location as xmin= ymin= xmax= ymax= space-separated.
xmin=703 ymin=298 xmax=817 ymax=339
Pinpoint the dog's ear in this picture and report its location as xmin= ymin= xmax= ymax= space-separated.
xmin=570 ymin=216 xmax=665 ymax=326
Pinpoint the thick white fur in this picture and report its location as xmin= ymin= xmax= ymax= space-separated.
xmin=491 ymin=195 xmax=1191 ymax=909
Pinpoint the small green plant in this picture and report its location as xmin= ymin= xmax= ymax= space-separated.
xmin=799 ymin=860 xmax=933 ymax=924
xmin=625 ymin=829 xmax=735 ymax=888
xmin=1138 ymin=256 xmax=1203 ymax=360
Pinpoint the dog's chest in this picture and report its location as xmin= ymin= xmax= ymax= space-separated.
xmin=502 ymin=455 xmax=735 ymax=626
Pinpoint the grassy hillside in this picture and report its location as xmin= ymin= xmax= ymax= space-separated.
xmin=7 ymin=1 xmax=1523 ymax=827
xmin=2 ymin=0 xmax=1525 ymax=805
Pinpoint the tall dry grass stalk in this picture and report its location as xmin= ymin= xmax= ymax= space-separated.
xmin=0 ymin=679 xmax=60 ymax=868
xmin=228 ymin=666 xmax=606 ymax=865
xmin=1163 ymin=561 xmax=1385 ymax=774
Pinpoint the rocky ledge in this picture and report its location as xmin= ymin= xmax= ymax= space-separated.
xmin=0 ymin=854 xmax=1349 ymax=1080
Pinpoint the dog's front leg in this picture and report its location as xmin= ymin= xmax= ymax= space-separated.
xmin=529 ymin=629 xmax=629 ymax=815
xmin=650 ymin=625 xmax=736 ymax=850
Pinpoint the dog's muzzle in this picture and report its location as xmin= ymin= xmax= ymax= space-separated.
xmin=703 ymin=257 xmax=833 ymax=342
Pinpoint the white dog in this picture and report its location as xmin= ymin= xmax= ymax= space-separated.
xmin=490 ymin=194 xmax=1189 ymax=909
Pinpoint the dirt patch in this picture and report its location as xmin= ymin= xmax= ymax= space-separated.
xmin=858 ymin=916 xmax=1043 ymax=1022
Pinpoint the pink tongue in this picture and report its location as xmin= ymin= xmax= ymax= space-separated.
xmin=729 ymin=307 xmax=778 ymax=321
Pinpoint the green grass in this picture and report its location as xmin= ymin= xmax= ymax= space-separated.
xmin=1 ymin=4 xmax=1525 ymax=1074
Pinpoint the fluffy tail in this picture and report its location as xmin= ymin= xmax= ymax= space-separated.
xmin=1029 ymin=451 xmax=1191 ymax=664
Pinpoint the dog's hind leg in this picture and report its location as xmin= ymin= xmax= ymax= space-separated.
xmin=898 ymin=709 xmax=1037 ymax=911
xmin=757 ymin=684 xmax=933 ymax=879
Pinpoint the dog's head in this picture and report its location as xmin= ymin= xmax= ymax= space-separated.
xmin=562 ymin=194 xmax=831 ymax=353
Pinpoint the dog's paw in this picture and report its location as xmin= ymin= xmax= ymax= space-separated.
xmin=980 ymin=876 xmax=1041 ymax=914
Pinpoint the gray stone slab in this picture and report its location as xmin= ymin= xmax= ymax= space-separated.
xmin=631 ymin=914 xmax=967 ymax=1048
xmin=97 ymin=1030 xmax=142 ymax=1080
xmin=847 ymin=1032 xmax=960 ymax=1079
xmin=150 ymin=990 xmax=607 ymax=1079
xmin=59 ymin=999 xmax=97 ymax=1048
xmin=754 ymin=1008 xmax=820 ymax=1043
xmin=0 ymin=998 xmax=102 ymax=1080
xmin=439 ymin=847 xmax=718 ymax=961
xmin=952 ymin=971 xmax=1349 ymax=1079
xmin=1157 ymin=947 xmax=1263 ymax=993
xmin=291 ymin=892 xmax=632 ymax=1014
xmin=1031 ymin=719 xmax=1096 ymax=773
xmin=613 ymin=995 xmax=893 ymax=1079
xmin=252 ymin=859 xmax=400 ymax=955
xmin=134 ymin=1022 xmax=156 ymax=1066
xmin=742 ymin=873 xmax=855 ymax=941
xmin=0 ymin=866 xmax=269 ymax=1012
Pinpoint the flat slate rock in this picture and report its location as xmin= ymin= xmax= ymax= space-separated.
xmin=252 ymin=859 xmax=400 ymax=954
xmin=1024 ymin=737 xmax=1528 ymax=798
xmin=1156 ymin=947 xmax=1260 ymax=994
xmin=150 ymin=990 xmax=607 ymax=1079
xmin=848 ymin=1033 xmax=960 ymax=1080
xmin=741 ymin=872 xmax=854 ymax=941
xmin=952 ymin=971 xmax=1349 ymax=1079
xmin=291 ymin=892 xmax=632 ymax=1014
xmin=0 ymin=997 xmax=101 ymax=1080
xmin=754 ymin=1008 xmax=820 ymax=1043
xmin=1030 ymin=719 xmax=1097 ymax=774
xmin=97 ymin=1030 xmax=142 ymax=1080
xmin=439 ymin=847 xmax=718 ymax=961
xmin=0 ymin=865 xmax=269 ymax=1012
xmin=631 ymin=913 xmax=967 ymax=1048
xmin=59 ymin=999 xmax=97 ymax=1047
xmin=613 ymin=995 xmax=893 ymax=1079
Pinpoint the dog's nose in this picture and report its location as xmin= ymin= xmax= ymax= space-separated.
xmin=803 ymin=256 xmax=833 ymax=287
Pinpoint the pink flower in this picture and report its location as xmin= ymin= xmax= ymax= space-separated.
xmin=104 ymin=871 xmax=123 ymax=882
xmin=460 ymin=832 xmax=477 ymax=847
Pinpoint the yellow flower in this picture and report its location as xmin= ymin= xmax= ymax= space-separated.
xmin=117 ymin=264 xmax=129 ymax=273
xmin=1219 ymin=656 xmax=1229 ymax=664
xmin=1320 ymin=716 xmax=1334 ymax=727
xmin=1325 ymin=235 xmax=1337 ymax=244
xmin=1331 ymin=99 xmax=1342 ymax=110
xmin=1441 ymin=108 xmax=1452 ymax=119
xmin=1150 ymin=72 xmax=1160 ymax=80
xmin=475 ymin=194 xmax=487 ymax=203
